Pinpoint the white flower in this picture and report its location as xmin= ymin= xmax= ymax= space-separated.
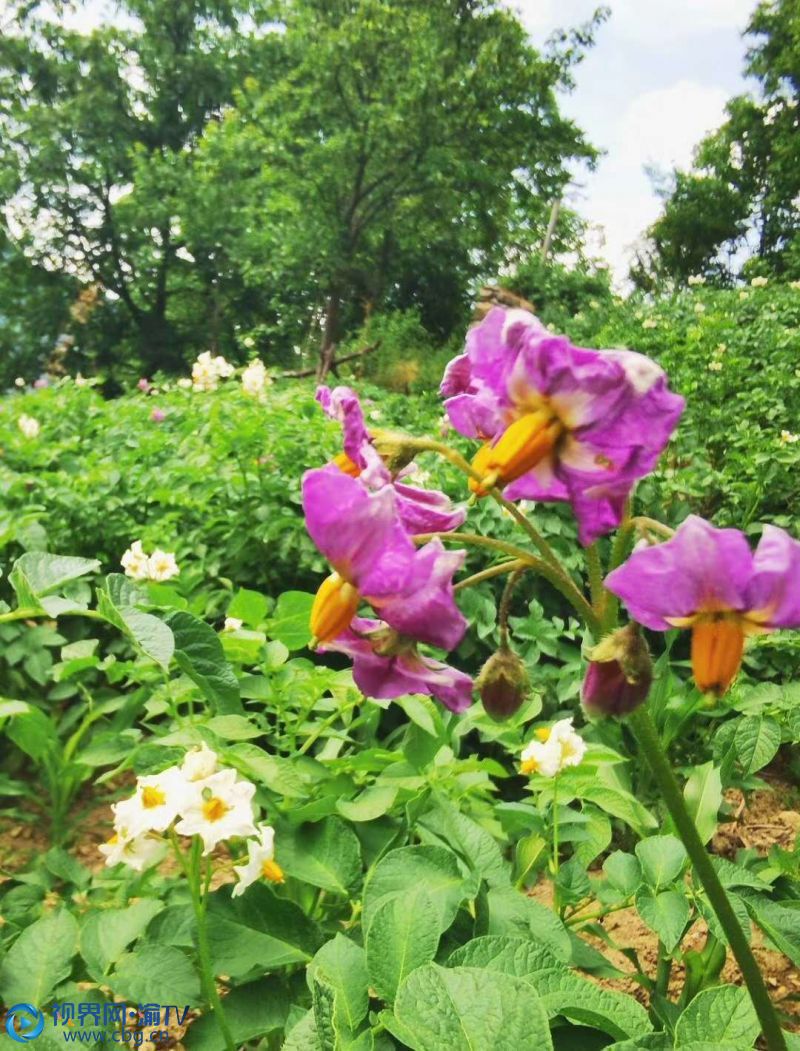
xmin=99 ymin=829 xmax=164 ymax=872
xmin=177 ymin=377 xmax=193 ymax=389
xmin=214 ymin=355 xmax=235 ymax=379
xmin=714 ymin=343 xmax=727 ymax=355
xmin=738 ymin=291 xmax=749 ymax=300
xmin=780 ymin=430 xmax=800 ymax=445
xmin=223 ymin=617 xmax=243 ymax=632
xmin=521 ymin=718 xmax=586 ymax=778
xmin=17 ymin=414 xmax=40 ymax=439
xmin=642 ymin=318 xmax=658 ymax=330
xmin=182 ymin=743 xmax=219 ymax=782
xmin=687 ymin=274 xmax=706 ymax=286
xmin=241 ymin=359 xmax=272 ymax=399
xmin=74 ymin=374 xmax=89 ymax=387
xmin=750 ymin=276 xmax=769 ymax=288
xmin=232 ymin=825 xmax=285 ymax=897
xmin=693 ymin=303 xmax=706 ymax=314
xmin=14 ymin=377 xmax=25 ymax=388
xmin=148 ymin=549 xmax=180 ymax=582
xmin=112 ymin=766 xmax=192 ymax=836
xmin=191 ymin=351 xmax=234 ymax=390
xmin=790 ymin=280 xmax=800 ymax=292
xmin=708 ymin=360 xmax=723 ymax=372
xmin=242 ymin=336 xmax=255 ymax=349
xmin=175 ymin=768 xmax=257 ymax=854
xmin=121 ymin=540 xmax=150 ymax=581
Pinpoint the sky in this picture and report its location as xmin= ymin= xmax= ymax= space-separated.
xmin=514 ymin=0 xmax=758 ymax=278
xmin=60 ymin=0 xmax=758 ymax=280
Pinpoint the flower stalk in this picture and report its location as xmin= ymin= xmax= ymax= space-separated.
xmin=628 ymin=706 xmax=787 ymax=1051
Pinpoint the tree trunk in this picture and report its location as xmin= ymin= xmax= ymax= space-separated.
xmin=316 ymin=289 xmax=341 ymax=382
xmin=138 ymin=311 xmax=183 ymax=374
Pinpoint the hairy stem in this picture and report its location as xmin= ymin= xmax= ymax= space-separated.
xmin=629 ymin=707 xmax=786 ymax=1051
xmin=454 ymin=558 xmax=529 ymax=592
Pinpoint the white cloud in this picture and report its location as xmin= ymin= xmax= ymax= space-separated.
xmin=587 ymin=80 xmax=729 ymax=278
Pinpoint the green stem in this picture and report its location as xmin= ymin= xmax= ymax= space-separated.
xmin=185 ymin=838 xmax=235 ymax=1051
xmin=416 ymin=530 xmax=601 ymax=634
xmin=655 ymin=940 xmax=672 ymax=998
xmin=629 ymin=707 xmax=786 ymax=1051
xmin=585 ymin=543 xmax=606 ymax=621
xmin=497 ymin=567 xmax=526 ymax=647
xmin=551 ymin=777 xmax=560 ymax=914
xmin=454 ymin=558 xmax=528 ymax=592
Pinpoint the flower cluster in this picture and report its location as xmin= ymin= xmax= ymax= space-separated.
xmin=100 ymin=744 xmax=283 ymax=896
xmin=304 ymin=387 xmax=471 ymax=711
xmin=440 ymin=307 xmax=684 ymax=545
xmin=121 ymin=540 xmax=180 ymax=582
xmin=520 ymin=718 xmax=586 ymax=777
xmin=18 ymin=414 xmax=40 ymax=439
xmin=191 ymin=351 xmax=235 ymax=392
xmin=241 ymin=358 xmax=272 ymax=399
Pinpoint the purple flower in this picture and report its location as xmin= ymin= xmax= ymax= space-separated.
xmin=316 ymin=385 xmax=465 ymax=534
xmin=322 ymin=618 xmax=473 ymax=712
xmin=604 ymin=515 xmax=800 ymax=695
xmin=440 ymin=308 xmax=684 ymax=545
xmin=138 ymin=378 xmax=152 ymax=393
xmin=303 ymin=466 xmax=467 ymax=652
xmin=150 ymin=408 xmax=166 ymax=423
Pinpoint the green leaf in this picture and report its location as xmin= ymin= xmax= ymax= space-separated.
xmin=743 ymin=896 xmax=800 ymax=966
xmin=98 ymin=576 xmax=174 ymax=668
xmin=635 ymin=889 xmax=690 ymax=953
xmin=337 ymin=785 xmax=398 ymax=822
xmin=9 ymin=553 xmax=99 ymax=608
xmin=308 ymin=934 xmax=370 ymax=1034
xmin=362 ymin=845 xmax=464 ymax=933
xmin=204 ymin=715 xmax=263 ymax=741
xmin=165 ymin=610 xmax=242 ymax=713
xmin=635 ymin=836 xmax=687 ymax=890
xmin=80 ymin=899 xmax=165 ymax=979
xmin=206 ymin=885 xmax=322 ymax=979
xmin=734 ymin=716 xmax=781 ymax=775
xmin=0 ymin=908 xmax=79 ymax=1006
xmin=366 ymin=890 xmax=440 ymax=1002
xmin=184 ymin=978 xmax=288 ymax=1051
xmin=603 ymin=851 xmax=642 ymax=897
xmin=484 ymin=886 xmax=572 ymax=962
xmin=108 ymin=944 xmax=201 ymax=1004
xmin=269 ymin=590 xmax=314 ymax=650
xmin=683 ymin=762 xmax=722 ymax=845
xmin=420 ymin=801 xmax=510 ymax=889
xmin=392 ymin=964 xmax=553 ymax=1051
xmin=277 ymin=818 xmax=362 ymax=895
xmin=674 ymin=985 xmax=760 ymax=1048
xmin=226 ymin=588 xmax=269 ymax=626
xmin=447 ymin=936 xmax=652 ymax=1041
xmin=572 ymin=781 xmax=658 ymax=834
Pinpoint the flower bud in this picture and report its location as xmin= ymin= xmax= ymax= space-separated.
xmin=368 ymin=428 xmax=421 ymax=474
xmin=582 ymin=624 xmax=652 ymax=717
xmin=476 ymin=646 xmax=529 ymax=721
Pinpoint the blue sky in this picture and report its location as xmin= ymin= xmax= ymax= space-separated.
xmin=515 ymin=0 xmax=758 ymax=277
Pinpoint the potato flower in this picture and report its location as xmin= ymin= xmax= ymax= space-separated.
xmin=241 ymin=358 xmax=272 ymax=398
xmin=175 ymin=768 xmax=257 ymax=854
xmin=321 ymin=617 xmax=473 ymax=712
xmin=605 ymin=515 xmax=800 ymax=696
xmin=148 ymin=549 xmax=180 ymax=582
xmin=232 ymin=825 xmax=284 ymax=896
xmin=17 ymin=414 xmax=40 ymax=439
xmin=181 ymin=742 xmax=218 ymax=781
xmin=112 ymin=766 xmax=193 ymax=836
xmin=440 ymin=308 xmax=684 ymax=544
xmin=120 ymin=541 xmax=179 ymax=582
xmin=223 ymin=617 xmax=243 ymax=632
xmin=317 ymin=385 xmax=465 ymax=534
xmin=303 ymin=466 xmax=466 ymax=650
xmin=192 ymin=351 xmax=235 ymax=391
xmin=99 ymin=829 xmax=164 ymax=872
xmin=521 ymin=718 xmax=586 ymax=777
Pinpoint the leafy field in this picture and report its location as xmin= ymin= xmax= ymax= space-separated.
xmin=0 ymin=287 xmax=799 ymax=1051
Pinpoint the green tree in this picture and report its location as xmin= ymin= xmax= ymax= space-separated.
xmin=189 ymin=0 xmax=603 ymax=374
xmin=0 ymin=0 xmax=263 ymax=375
xmin=634 ymin=0 xmax=800 ymax=287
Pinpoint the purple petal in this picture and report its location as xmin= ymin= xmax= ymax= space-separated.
xmin=747 ymin=525 xmax=800 ymax=627
xmin=393 ymin=482 xmax=466 ymax=534
xmin=369 ymin=539 xmax=467 ymax=650
xmin=302 ymin=466 xmax=415 ymax=595
xmin=316 ymin=385 xmax=371 ymax=468
xmin=604 ymin=516 xmax=754 ymax=630
xmin=324 ymin=621 xmax=473 ymax=712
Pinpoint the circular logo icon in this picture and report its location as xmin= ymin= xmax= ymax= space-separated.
xmin=5 ymin=1005 xmax=44 ymax=1043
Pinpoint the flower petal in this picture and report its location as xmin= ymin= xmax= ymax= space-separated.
xmin=747 ymin=525 xmax=800 ymax=627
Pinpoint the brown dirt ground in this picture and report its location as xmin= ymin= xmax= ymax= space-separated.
xmin=532 ymin=772 xmax=800 ymax=1036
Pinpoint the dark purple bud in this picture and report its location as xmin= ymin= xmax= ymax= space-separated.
xmin=582 ymin=624 xmax=652 ymax=717
xmin=477 ymin=646 xmax=529 ymax=721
